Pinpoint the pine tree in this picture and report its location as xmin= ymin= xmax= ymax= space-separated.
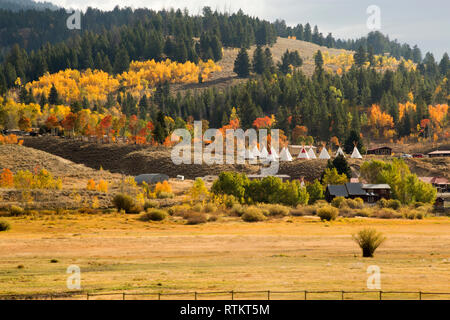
xmin=233 ymin=47 xmax=250 ymax=78
xmin=439 ymin=52 xmax=450 ymax=75
xmin=354 ymin=45 xmax=367 ymax=67
xmin=344 ymin=130 xmax=364 ymax=154
xmin=252 ymin=46 xmax=266 ymax=75
xmin=113 ymin=48 xmax=130 ymax=74
xmin=48 ymin=84 xmax=59 ymax=105
xmin=314 ymin=50 xmax=324 ymax=74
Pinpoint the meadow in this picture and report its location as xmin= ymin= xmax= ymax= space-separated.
xmin=0 ymin=212 xmax=449 ymax=299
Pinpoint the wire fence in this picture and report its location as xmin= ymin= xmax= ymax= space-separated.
xmin=1 ymin=290 xmax=450 ymax=300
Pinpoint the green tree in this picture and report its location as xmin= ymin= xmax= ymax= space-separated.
xmin=306 ymin=179 xmax=324 ymax=204
xmin=233 ymin=47 xmax=250 ymax=78
xmin=113 ymin=48 xmax=130 ymax=74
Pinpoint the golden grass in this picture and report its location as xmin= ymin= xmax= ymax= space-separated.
xmin=0 ymin=213 xmax=449 ymax=298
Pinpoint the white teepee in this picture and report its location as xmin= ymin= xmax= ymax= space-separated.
xmin=279 ymin=147 xmax=293 ymax=161
xmin=251 ymin=145 xmax=260 ymax=158
xmin=307 ymin=147 xmax=317 ymax=159
xmin=259 ymin=146 xmax=269 ymax=159
xmin=265 ymin=153 xmax=277 ymax=162
xmin=319 ymin=147 xmax=331 ymax=159
xmin=271 ymin=148 xmax=280 ymax=159
xmin=351 ymin=146 xmax=362 ymax=159
xmin=297 ymin=146 xmax=310 ymax=160
xmin=335 ymin=147 xmax=345 ymax=158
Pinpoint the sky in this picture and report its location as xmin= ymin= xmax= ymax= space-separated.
xmin=44 ymin=0 xmax=450 ymax=59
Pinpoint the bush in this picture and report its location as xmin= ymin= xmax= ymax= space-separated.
xmin=185 ymin=212 xmax=207 ymax=225
xmin=112 ymin=194 xmax=141 ymax=214
xmin=143 ymin=200 xmax=159 ymax=210
xmin=347 ymin=198 xmax=364 ymax=209
xmin=231 ymin=203 xmax=244 ymax=216
xmin=241 ymin=207 xmax=266 ymax=222
xmin=223 ymin=195 xmax=238 ymax=208
xmin=371 ymin=208 xmax=402 ymax=219
xmin=356 ymin=208 xmax=372 ymax=217
xmin=9 ymin=205 xmax=24 ymax=216
xmin=139 ymin=209 xmax=167 ymax=222
xmin=290 ymin=206 xmax=316 ymax=216
xmin=331 ymin=197 xmax=346 ymax=208
xmin=0 ymin=220 xmax=10 ymax=231
xmin=317 ymin=206 xmax=339 ymax=221
xmin=387 ymin=199 xmax=401 ymax=210
xmin=157 ymin=191 xmax=174 ymax=199
xmin=257 ymin=204 xmax=290 ymax=216
xmin=191 ymin=203 xmax=203 ymax=212
xmin=203 ymin=203 xmax=217 ymax=213
xmin=352 ymin=228 xmax=386 ymax=257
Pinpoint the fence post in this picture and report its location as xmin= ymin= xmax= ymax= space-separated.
xmin=194 ymin=292 xmax=197 ymax=301
xmin=419 ymin=291 xmax=422 ymax=300
xmin=123 ymin=292 xmax=126 ymax=300
xmin=267 ymin=290 xmax=270 ymax=300
xmin=304 ymin=291 xmax=307 ymax=300
xmin=158 ymin=293 xmax=161 ymax=300
xmin=86 ymin=293 xmax=89 ymax=300
xmin=231 ymin=290 xmax=234 ymax=300
xmin=341 ymin=291 xmax=344 ymax=300
xmin=379 ymin=291 xmax=382 ymax=300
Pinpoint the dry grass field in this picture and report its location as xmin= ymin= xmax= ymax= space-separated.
xmin=0 ymin=213 xmax=449 ymax=299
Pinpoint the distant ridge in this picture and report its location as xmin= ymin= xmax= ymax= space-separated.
xmin=0 ymin=0 xmax=59 ymax=11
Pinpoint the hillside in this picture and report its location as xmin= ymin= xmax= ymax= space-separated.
xmin=172 ymin=37 xmax=352 ymax=94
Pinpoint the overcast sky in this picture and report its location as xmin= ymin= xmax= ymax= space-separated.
xmin=45 ymin=0 xmax=449 ymax=59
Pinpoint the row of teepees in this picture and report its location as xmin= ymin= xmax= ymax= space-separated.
xmin=243 ymin=143 xmax=362 ymax=162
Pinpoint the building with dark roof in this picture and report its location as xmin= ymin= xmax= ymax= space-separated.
xmin=367 ymin=147 xmax=392 ymax=156
xmin=325 ymin=183 xmax=390 ymax=203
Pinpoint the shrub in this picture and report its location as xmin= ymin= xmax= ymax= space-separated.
xmin=192 ymin=203 xmax=203 ymax=212
xmin=211 ymin=172 xmax=248 ymax=200
xmin=185 ymin=212 xmax=207 ymax=225
xmin=339 ymin=207 xmax=355 ymax=217
xmin=86 ymin=179 xmax=96 ymax=191
xmin=203 ymin=203 xmax=217 ymax=213
xmin=144 ymin=200 xmax=159 ymax=210
xmin=379 ymin=198 xmax=388 ymax=208
xmin=386 ymin=199 xmax=401 ymax=210
xmin=139 ymin=209 xmax=167 ymax=222
xmin=156 ymin=191 xmax=174 ymax=199
xmin=371 ymin=208 xmax=402 ymax=219
xmin=356 ymin=208 xmax=372 ymax=217
xmin=0 ymin=220 xmax=10 ymax=231
xmin=9 ymin=205 xmax=25 ymax=216
xmin=112 ymin=194 xmax=140 ymax=214
xmin=352 ymin=228 xmax=386 ymax=257
xmin=317 ymin=206 xmax=339 ymax=221
xmin=331 ymin=197 xmax=346 ymax=208
xmin=306 ymin=179 xmax=324 ymax=204
xmin=290 ymin=206 xmax=316 ymax=216
xmin=155 ymin=181 xmax=172 ymax=197
xmin=223 ymin=195 xmax=238 ymax=208
xmin=97 ymin=180 xmax=108 ymax=193
xmin=241 ymin=207 xmax=266 ymax=222
xmin=231 ymin=203 xmax=244 ymax=216
xmin=257 ymin=204 xmax=290 ymax=216
xmin=347 ymin=198 xmax=364 ymax=209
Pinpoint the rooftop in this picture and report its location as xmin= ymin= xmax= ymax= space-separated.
xmin=428 ymin=150 xmax=450 ymax=155
xmin=362 ymin=184 xmax=391 ymax=189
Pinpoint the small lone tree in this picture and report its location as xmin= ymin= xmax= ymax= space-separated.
xmin=353 ymin=228 xmax=386 ymax=257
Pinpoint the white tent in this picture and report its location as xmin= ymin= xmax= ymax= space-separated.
xmin=265 ymin=153 xmax=277 ymax=162
xmin=351 ymin=146 xmax=363 ymax=159
xmin=279 ymin=147 xmax=293 ymax=161
xmin=259 ymin=146 xmax=269 ymax=159
xmin=251 ymin=145 xmax=260 ymax=158
xmin=318 ymin=147 xmax=331 ymax=159
xmin=297 ymin=146 xmax=310 ymax=160
xmin=271 ymin=148 xmax=280 ymax=159
xmin=335 ymin=147 xmax=345 ymax=158
xmin=307 ymin=147 xmax=317 ymax=159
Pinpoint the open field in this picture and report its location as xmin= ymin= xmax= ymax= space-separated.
xmin=0 ymin=213 xmax=449 ymax=298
